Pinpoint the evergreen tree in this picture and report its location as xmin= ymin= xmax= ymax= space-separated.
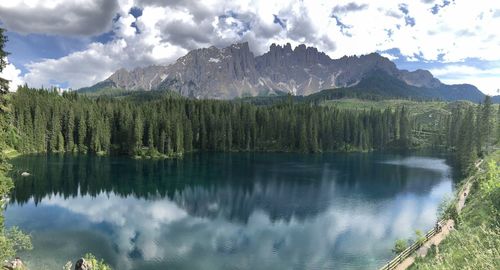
xmin=479 ymin=95 xmax=493 ymax=154
xmin=399 ymin=106 xmax=410 ymax=148
xmin=10 ymin=87 xmax=491 ymax=160
xmin=0 ymin=28 xmax=9 ymax=95
xmin=133 ymin=111 xmax=143 ymax=154
xmin=497 ymin=104 xmax=500 ymax=144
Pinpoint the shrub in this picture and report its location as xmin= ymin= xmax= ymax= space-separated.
xmin=392 ymin=238 xmax=408 ymax=254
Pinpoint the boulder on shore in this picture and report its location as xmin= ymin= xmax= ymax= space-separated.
xmin=75 ymin=258 xmax=91 ymax=270
xmin=3 ymin=257 xmax=27 ymax=270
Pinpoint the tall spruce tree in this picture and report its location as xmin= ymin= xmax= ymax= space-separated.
xmin=480 ymin=95 xmax=493 ymax=154
xmin=0 ymin=28 xmax=9 ymax=95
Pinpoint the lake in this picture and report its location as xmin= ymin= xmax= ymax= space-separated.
xmin=5 ymin=152 xmax=456 ymax=270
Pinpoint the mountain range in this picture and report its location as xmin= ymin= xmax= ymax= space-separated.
xmin=80 ymin=42 xmax=497 ymax=103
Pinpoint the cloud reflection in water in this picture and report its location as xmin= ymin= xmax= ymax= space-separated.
xmin=5 ymin=153 xmax=454 ymax=270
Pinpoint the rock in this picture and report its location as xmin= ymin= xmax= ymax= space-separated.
xmin=3 ymin=257 xmax=27 ymax=270
xmin=21 ymin=172 xmax=30 ymax=177
xmin=63 ymin=261 xmax=72 ymax=270
xmin=83 ymin=42 xmax=468 ymax=100
xmin=74 ymin=258 xmax=91 ymax=270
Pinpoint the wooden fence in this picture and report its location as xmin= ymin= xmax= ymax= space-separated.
xmin=378 ymin=220 xmax=444 ymax=270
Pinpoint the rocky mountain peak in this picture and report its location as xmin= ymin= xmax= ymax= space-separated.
xmin=80 ymin=42 xmax=486 ymax=101
xmin=399 ymin=69 xmax=442 ymax=88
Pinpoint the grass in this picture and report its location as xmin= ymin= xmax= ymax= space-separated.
xmin=410 ymin=150 xmax=500 ymax=270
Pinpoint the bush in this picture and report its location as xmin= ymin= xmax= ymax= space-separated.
xmin=427 ymin=244 xmax=437 ymax=258
xmin=392 ymin=238 xmax=408 ymax=254
xmin=0 ymin=223 xmax=33 ymax=262
xmin=415 ymin=230 xmax=426 ymax=246
xmin=83 ymin=253 xmax=112 ymax=270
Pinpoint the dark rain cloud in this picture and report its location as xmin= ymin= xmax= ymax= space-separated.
xmin=332 ymin=2 xmax=368 ymax=14
xmin=159 ymin=19 xmax=213 ymax=51
xmin=0 ymin=0 xmax=119 ymax=36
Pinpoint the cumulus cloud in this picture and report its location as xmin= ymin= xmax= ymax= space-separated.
xmin=0 ymin=0 xmax=120 ymax=36
xmin=22 ymin=5 xmax=189 ymax=89
xmin=1 ymin=0 xmax=500 ymax=92
xmin=0 ymin=58 xmax=23 ymax=91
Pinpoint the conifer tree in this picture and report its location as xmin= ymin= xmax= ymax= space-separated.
xmin=0 ymin=28 xmax=9 ymax=95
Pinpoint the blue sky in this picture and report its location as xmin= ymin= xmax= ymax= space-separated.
xmin=0 ymin=0 xmax=499 ymax=95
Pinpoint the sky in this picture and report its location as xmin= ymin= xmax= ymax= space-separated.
xmin=0 ymin=0 xmax=499 ymax=95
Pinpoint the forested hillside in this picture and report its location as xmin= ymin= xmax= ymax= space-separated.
xmin=8 ymin=86 xmax=498 ymax=174
xmin=10 ymin=86 xmax=417 ymax=157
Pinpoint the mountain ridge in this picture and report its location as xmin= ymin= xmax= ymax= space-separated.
xmin=79 ymin=42 xmax=493 ymax=102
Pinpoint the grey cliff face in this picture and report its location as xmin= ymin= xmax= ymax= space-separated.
xmin=91 ymin=42 xmax=449 ymax=99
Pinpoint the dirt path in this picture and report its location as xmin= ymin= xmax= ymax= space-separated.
xmin=393 ymin=159 xmax=483 ymax=270
xmin=457 ymin=182 xmax=471 ymax=213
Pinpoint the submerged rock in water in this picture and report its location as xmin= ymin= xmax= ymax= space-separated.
xmin=75 ymin=258 xmax=91 ymax=270
xmin=3 ymin=257 xmax=27 ymax=270
xmin=20 ymin=172 xmax=30 ymax=177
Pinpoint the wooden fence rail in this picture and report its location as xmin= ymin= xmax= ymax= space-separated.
xmin=378 ymin=220 xmax=444 ymax=270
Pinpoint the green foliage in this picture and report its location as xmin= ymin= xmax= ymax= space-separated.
xmin=437 ymin=196 xmax=460 ymax=225
xmin=436 ymin=195 xmax=453 ymax=220
xmin=427 ymin=244 xmax=437 ymax=259
xmin=0 ymin=29 xmax=33 ymax=263
xmin=83 ymin=253 xmax=112 ymax=270
xmin=392 ymin=238 xmax=408 ymax=254
xmin=0 ymin=113 xmax=32 ymax=263
xmin=63 ymin=253 xmax=112 ymax=270
xmin=0 ymin=28 xmax=9 ymax=95
xmin=411 ymin=152 xmax=500 ymax=270
xmin=10 ymin=87 xmax=430 ymax=157
xmin=481 ymin=160 xmax=500 ymax=194
xmin=0 ymin=227 xmax=33 ymax=261
xmin=414 ymin=229 xmax=426 ymax=246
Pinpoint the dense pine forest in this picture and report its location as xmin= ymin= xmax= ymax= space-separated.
xmin=9 ymin=86 xmax=414 ymax=156
xmin=6 ymin=86 xmax=499 ymax=177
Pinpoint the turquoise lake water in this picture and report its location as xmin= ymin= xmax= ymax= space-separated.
xmin=5 ymin=152 xmax=456 ymax=270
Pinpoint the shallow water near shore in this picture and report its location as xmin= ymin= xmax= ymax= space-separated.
xmin=5 ymin=152 xmax=456 ymax=270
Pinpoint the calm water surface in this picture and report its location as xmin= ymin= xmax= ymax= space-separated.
xmin=5 ymin=152 xmax=456 ymax=270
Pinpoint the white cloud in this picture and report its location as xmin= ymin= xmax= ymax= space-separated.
xmin=0 ymin=58 xmax=23 ymax=91
xmin=3 ymin=0 xmax=500 ymax=92
xmin=22 ymin=6 xmax=188 ymax=89
xmin=380 ymin=53 xmax=399 ymax=61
